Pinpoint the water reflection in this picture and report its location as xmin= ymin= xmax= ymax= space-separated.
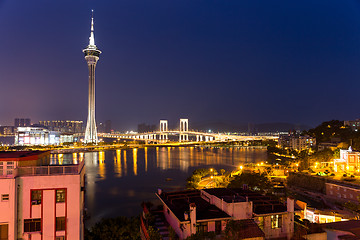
xmin=98 ymin=151 xmax=105 ymax=179
xmin=114 ymin=149 xmax=122 ymax=177
xmin=144 ymin=147 xmax=148 ymax=172
xmin=50 ymin=146 xmax=267 ymax=226
xmin=133 ymin=148 xmax=137 ymax=176
xmin=50 ymin=146 xmax=268 ymax=176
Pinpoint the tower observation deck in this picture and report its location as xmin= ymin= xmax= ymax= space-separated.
xmin=83 ymin=10 xmax=101 ymax=144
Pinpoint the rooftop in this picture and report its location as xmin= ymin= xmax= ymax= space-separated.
xmin=322 ymin=220 xmax=360 ymax=237
xmin=157 ymin=190 xmax=231 ymax=222
xmin=0 ymin=150 xmax=50 ymax=160
xmin=202 ymin=188 xmax=287 ymax=214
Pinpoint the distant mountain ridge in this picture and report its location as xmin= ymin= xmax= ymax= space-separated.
xmin=190 ymin=121 xmax=312 ymax=133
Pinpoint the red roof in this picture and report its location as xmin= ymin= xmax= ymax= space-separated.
xmin=0 ymin=151 xmax=49 ymax=161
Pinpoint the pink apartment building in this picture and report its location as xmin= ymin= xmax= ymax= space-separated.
xmin=141 ymin=188 xmax=294 ymax=239
xmin=0 ymin=151 xmax=85 ymax=240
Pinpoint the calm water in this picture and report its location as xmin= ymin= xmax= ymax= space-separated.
xmin=50 ymin=146 xmax=267 ymax=227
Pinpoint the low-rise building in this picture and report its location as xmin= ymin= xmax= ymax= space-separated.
xmin=344 ymin=119 xmax=360 ymax=131
xmin=141 ymin=188 xmax=294 ymax=239
xmin=279 ymin=134 xmax=316 ymax=151
xmin=15 ymin=127 xmax=60 ymax=146
xmin=334 ymin=147 xmax=360 ymax=173
xmin=321 ymin=220 xmax=360 ymax=239
xmin=326 ymin=182 xmax=360 ymax=202
xmin=0 ymin=151 xmax=85 ymax=240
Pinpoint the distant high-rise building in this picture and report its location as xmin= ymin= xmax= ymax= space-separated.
xmin=83 ymin=10 xmax=101 ymax=144
xmin=0 ymin=126 xmax=15 ymax=135
xmin=39 ymin=120 xmax=83 ymax=133
xmin=14 ymin=118 xmax=31 ymax=127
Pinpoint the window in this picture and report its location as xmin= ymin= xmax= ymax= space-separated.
xmin=1 ymin=194 xmax=9 ymax=201
xmin=258 ymin=217 xmax=264 ymax=230
xmin=56 ymin=237 xmax=65 ymax=240
xmin=271 ymin=215 xmax=282 ymax=229
xmin=24 ymin=219 xmax=41 ymax=232
xmin=56 ymin=189 xmax=66 ymax=203
xmin=56 ymin=217 xmax=66 ymax=231
xmin=0 ymin=224 xmax=8 ymax=240
xmin=196 ymin=222 xmax=208 ymax=233
xmin=6 ymin=162 xmax=14 ymax=169
xmin=215 ymin=221 xmax=221 ymax=235
xmin=31 ymin=190 xmax=42 ymax=205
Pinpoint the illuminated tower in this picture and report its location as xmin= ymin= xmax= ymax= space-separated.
xmin=83 ymin=10 xmax=101 ymax=143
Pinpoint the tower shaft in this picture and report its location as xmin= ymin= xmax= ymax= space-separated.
xmin=83 ymin=11 xmax=101 ymax=144
xmin=84 ymin=56 xmax=99 ymax=143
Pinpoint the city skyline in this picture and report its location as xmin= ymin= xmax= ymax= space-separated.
xmin=1 ymin=0 xmax=360 ymax=130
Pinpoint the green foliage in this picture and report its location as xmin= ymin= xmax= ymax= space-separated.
xmin=227 ymin=172 xmax=271 ymax=192
xmin=85 ymin=216 xmax=140 ymax=240
xmin=185 ymin=231 xmax=216 ymax=240
xmin=308 ymin=149 xmax=334 ymax=166
xmin=186 ymin=168 xmax=218 ymax=189
xmin=304 ymin=120 xmax=356 ymax=143
xmin=224 ymin=220 xmax=247 ymax=240
xmin=168 ymin=226 xmax=178 ymax=240
xmin=148 ymin=226 xmax=163 ymax=240
xmin=344 ymin=201 xmax=360 ymax=212
xmin=287 ymin=173 xmax=326 ymax=193
xmin=333 ymin=148 xmax=340 ymax=159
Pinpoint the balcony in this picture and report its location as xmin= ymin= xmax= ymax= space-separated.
xmin=13 ymin=160 xmax=84 ymax=177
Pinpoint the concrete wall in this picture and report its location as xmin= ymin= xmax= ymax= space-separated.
xmin=201 ymin=190 xmax=252 ymax=219
xmin=17 ymin=174 xmax=82 ymax=240
xmin=0 ymin=178 xmax=16 ymax=240
xmin=326 ymin=183 xmax=360 ymax=202
xmin=162 ymin=205 xmax=191 ymax=239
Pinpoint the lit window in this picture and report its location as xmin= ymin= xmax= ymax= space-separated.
xmin=258 ymin=217 xmax=264 ymax=230
xmin=1 ymin=194 xmax=9 ymax=201
xmin=56 ymin=217 xmax=66 ymax=231
xmin=31 ymin=190 xmax=42 ymax=205
xmin=24 ymin=219 xmax=41 ymax=232
xmin=56 ymin=237 xmax=65 ymax=240
xmin=271 ymin=215 xmax=282 ymax=229
xmin=56 ymin=189 xmax=65 ymax=203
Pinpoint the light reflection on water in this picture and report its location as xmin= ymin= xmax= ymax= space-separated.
xmin=50 ymin=146 xmax=267 ymax=227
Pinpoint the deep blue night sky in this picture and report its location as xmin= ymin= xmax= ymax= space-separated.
xmin=1 ymin=0 xmax=360 ymax=130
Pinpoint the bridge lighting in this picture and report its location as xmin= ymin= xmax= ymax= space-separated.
xmin=239 ymin=165 xmax=243 ymax=170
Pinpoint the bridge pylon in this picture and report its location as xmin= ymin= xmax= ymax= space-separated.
xmin=159 ymin=120 xmax=168 ymax=141
xmin=179 ymin=118 xmax=189 ymax=142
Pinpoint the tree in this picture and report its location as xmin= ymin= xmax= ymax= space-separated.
xmin=227 ymin=172 xmax=271 ymax=192
xmin=186 ymin=168 xmax=218 ymax=189
xmin=185 ymin=231 xmax=216 ymax=240
xmin=85 ymin=216 xmax=141 ymax=240
xmin=148 ymin=226 xmax=163 ymax=240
